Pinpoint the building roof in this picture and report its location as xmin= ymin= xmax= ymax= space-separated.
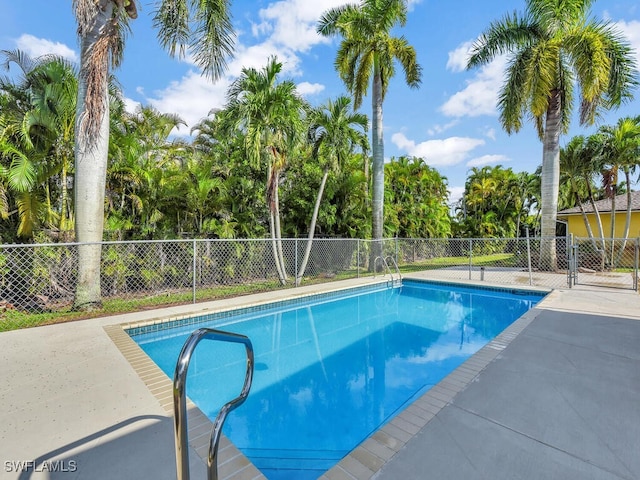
xmin=558 ymin=190 xmax=640 ymax=215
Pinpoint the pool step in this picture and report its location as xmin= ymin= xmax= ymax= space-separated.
xmin=244 ymin=447 xmax=348 ymax=472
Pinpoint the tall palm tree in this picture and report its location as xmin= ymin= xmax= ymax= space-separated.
xmin=296 ymin=95 xmax=369 ymax=285
xmin=317 ymin=0 xmax=422 ymax=261
xmin=224 ymin=57 xmax=308 ymax=284
xmin=467 ymin=0 xmax=638 ymax=270
xmin=72 ymin=0 xmax=235 ymax=309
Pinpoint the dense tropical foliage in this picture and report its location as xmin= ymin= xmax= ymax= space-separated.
xmin=454 ymin=166 xmax=539 ymax=238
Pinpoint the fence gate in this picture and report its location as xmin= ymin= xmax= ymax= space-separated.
xmin=569 ymin=237 xmax=639 ymax=291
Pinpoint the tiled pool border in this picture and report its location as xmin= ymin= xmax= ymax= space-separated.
xmin=105 ymin=277 xmax=551 ymax=480
xmin=123 ymin=281 xmax=391 ymax=336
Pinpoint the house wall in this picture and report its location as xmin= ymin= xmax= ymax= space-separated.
xmin=565 ymin=212 xmax=640 ymax=238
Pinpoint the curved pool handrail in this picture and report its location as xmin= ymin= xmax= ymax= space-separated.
xmin=385 ymin=255 xmax=402 ymax=285
xmin=173 ymin=328 xmax=254 ymax=480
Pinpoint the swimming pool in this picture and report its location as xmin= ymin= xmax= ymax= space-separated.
xmin=129 ymin=280 xmax=543 ymax=479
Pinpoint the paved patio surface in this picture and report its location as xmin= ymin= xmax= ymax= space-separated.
xmin=1 ymin=275 xmax=639 ymax=480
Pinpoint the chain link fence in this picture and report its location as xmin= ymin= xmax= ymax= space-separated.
xmin=570 ymin=237 xmax=639 ymax=290
xmin=1 ymin=236 xmax=638 ymax=327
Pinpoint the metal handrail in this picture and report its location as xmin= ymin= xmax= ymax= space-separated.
xmin=173 ymin=328 xmax=254 ymax=480
xmin=385 ymin=256 xmax=402 ymax=284
xmin=374 ymin=256 xmax=396 ymax=285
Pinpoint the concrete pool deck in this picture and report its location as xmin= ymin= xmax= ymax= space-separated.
xmin=1 ymin=275 xmax=639 ymax=479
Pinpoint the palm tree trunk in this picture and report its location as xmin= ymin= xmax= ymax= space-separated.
xmin=73 ymin=4 xmax=112 ymax=310
xmin=269 ymin=211 xmax=286 ymax=285
xmin=370 ymin=59 xmax=384 ymax=269
xmin=571 ymin=182 xmax=597 ymax=251
xmin=614 ymin=168 xmax=632 ymax=266
xmin=296 ymin=168 xmax=329 ymax=286
xmin=273 ymin=175 xmax=287 ymax=282
xmin=539 ymin=90 xmax=561 ymax=271
xmin=608 ymin=171 xmax=617 ymax=266
xmin=58 ymin=159 xmax=70 ymax=235
xmin=584 ymin=176 xmax=606 ymax=248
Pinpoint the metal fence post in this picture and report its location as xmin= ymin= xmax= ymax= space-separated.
xmin=357 ymin=239 xmax=360 ymax=279
xmin=568 ymin=233 xmax=574 ymax=288
xmin=295 ymin=238 xmax=298 ymax=287
xmin=395 ymin=236 xmax=398 ymax=264
xmin=635 ymin=237 xmax=639 ymax=291
xmin=526 ymin=228 xmax=533 ymax=286
xmin=192 ymin=239 xmax=197 ymax=304
xmin=468 ymin=239 xmax=473 ymax=280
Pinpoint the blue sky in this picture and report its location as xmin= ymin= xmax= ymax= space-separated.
xmin=2 ymin=0 xmax=639 ymax=205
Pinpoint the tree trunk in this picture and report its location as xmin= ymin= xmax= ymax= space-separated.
xmin=267 ymin=165 xmax=286 ymax=285
xmin=269 ymin=211 xmax=286 ymax=285
xmin=614 ymin=168 xmax=632 ymax=267
xmin=571 ymin=182 xmax=597 ymax=251
xmin=539 ymin=90 xmax=561 ymax=271
xmin=370 ymin=58 xmax=384 ymax=269
xmin=296 ymin=168 xmax=329 ymax=286
xmin=608 ymin=169 xmax=617 ymax=266
xmin=73 ymin=4 xmax=112 ymax=310
xmin=273 ymin=173 xmax=287 ymax=282
xmin=58 ymin=159 xmax=70 ymax=234
xmin=584 ymin=175 xmax=607 ymax=265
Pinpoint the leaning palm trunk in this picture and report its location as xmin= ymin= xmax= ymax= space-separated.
xmin=369 ymin=61 xmax=384 ymax=270
xmin=584 ymin=179 xmax=606 ymax=271
xmin=609 ymin=195 xmax=616 ymax=266
xmin=273 ymin=176 xmax=287 ymax=282
xmin=572 ymin=184 xmax=598 ymax=251
xmin=73 ymin=4 xmax=112 ymax=310
xmin=614 ymin=169 xmax=633 ymax=267
xmin=267 ymin=165 xmax=287 ymax=285
xmin=296 ymin=169 xmax=329 ymax=286
xmin=539 ymin=91 xmax=561 ymax=271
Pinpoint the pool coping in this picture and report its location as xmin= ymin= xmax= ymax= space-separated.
xmin=106 ymin=277 xmax=552 ymax=480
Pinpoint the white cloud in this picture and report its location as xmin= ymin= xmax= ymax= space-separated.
xmin=146 ymin=70 xmax=231 ymax=130
xmin=296 ymin=81 xmax=325 ymax=96
xmin=427 ymin=120 xmax=459 ymax=136
xmin=407 ymin=0 xmax=423 ymax=11
xmin=14 ymin=34 xmax=78 ymax=63
xmin=466 ymin=154 xmax=510 ymax=168
xmin=229 ymin=41 xmax=302 ymax=77
xmin=440 ymin=49 xmax=507 ymax=118
xmin=250 ymin=0 xmax=350 ymax=53
xmin=448 ymin=186 xmax=465 ymax=205
xmin=123 ymin=97 xmax=141 ymax=114
xmin=446 ymin=41 xmax=474 ymax=73
xmin=483 ymin=127 xmax=497 ymax=141
xmin=614 ymin=19 xmax=640 ymax=68
xmin=391 ymin=133 xmax=485 ymax=166
xmin=147 ymin=0 xmax=349 ymax=132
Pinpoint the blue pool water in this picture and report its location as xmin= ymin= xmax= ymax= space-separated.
xmin=130 ymin=280 xmax=543 ymax=479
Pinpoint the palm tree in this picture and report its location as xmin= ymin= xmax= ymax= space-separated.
xmin=596 ymin=116 xmax=640 ymax=264
xmin=317 ymin=0 xmax=422 ymax=263
xmin=72 ymin=0 xmax=235 ymax=309
xmin=224 ymin=57 xmax=308 ymax=284
xmin=467 ymin=0 xmax=638 ymax=270
xmin=0 ymin=51 xmax=77 ymax=239
xmin=296 ymin=95 xmax=369 ymax=285
xmin=559 ymin=136 xmax=600 ymax=249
